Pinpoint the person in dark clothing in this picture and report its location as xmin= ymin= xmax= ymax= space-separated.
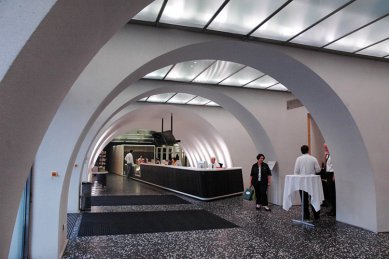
xmin=250 ymin=153 xmax=272 ymax=211
xmin=323 ymin=143 xmax=336 ymax=216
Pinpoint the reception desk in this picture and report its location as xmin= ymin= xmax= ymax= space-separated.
xmin=130 ymin=164 xmax=244 ymax=201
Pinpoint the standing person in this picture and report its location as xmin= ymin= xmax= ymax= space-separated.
xmin=324 ymin=143 xmax=336 ymax=216
xmin=294 ymin=145 xmax=321 ymax=220
xmin=137 ymin=155 xmax=144 ymax=165
xmin=124 ymin=150 xmax=134 ymax=178
xmin=208 ymin=156 xmax=219 ymax=169
xmin=250 ymin=154 xmax=272 ymax=211
xmin=172 ymin=157 xmax=181 ymax=166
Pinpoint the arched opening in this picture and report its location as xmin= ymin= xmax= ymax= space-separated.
xmin=30 ymin=35 xmax=375 ymax=259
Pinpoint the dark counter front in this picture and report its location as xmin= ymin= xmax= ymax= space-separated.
xmin=131 ymin=164 xmax=244 ymax=201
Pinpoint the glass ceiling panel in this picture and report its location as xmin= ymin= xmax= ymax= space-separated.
xmin=244 ymin=75 xmax=278 ymax=89
xmin=187 ymin=96 xmax=210 ymax=105
xmin=220 ymin=66 xmax=265 ymax=86
xmin=206 ymin=101 xmax=219 ymax=107
xmin=167 ymin=93 xmax=196 ymax=104
xmin=291 ymin=0 xmax=389 ymax=47
xmin=267 ymin=83 xmax=288 ymax=91
xmin=165 ymin=60 xmax=214 ymax=82
xmin=325 ymin=15 xmax=389 ymax=53
xmin=251 ymin=0 xmax=348 ymax=41
xmin=160 ymin=0 xmax=225 ymax=28
xmin=208 ymin=0 xmax=288 ymax=35
xmin=193 ymin=61 xmax=244 ymax=84
xmin=147 ymin=93 xmax=175 ymax=103
xmin=132 ymin=0 xmax=164 ymax=22
xmin=138 ymin=97 xmax=148 ymax=101
xmin=356 ymin=38 xmax=389 ymax=57
xmin=144 ymin=65 xmax=173 ymax=79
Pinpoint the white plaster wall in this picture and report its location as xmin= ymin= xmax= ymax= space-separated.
xmin=0 ymin=0 xmax=56 ymax=79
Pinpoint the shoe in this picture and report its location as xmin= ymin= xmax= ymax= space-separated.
xmin=264 ymin=206 xmax=271 ymax=211
xmin=256 ymin=205 xmax=261 ymax=211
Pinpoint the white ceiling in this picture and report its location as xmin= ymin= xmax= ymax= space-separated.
xmin=133 ymin=0 xmax=389 ymax=106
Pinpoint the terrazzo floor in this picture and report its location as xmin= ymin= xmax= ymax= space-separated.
xmin=63 ymin=173 xmax=389 ymax=259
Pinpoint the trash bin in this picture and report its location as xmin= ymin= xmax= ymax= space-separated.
xmin=80 ymin=182 xmax=92 ymax=211
xmin=97 ymin=173 xmax=107 ymax=187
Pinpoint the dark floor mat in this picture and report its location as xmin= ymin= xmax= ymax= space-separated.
xmin=78 ymin=210 xmax=238 ymax=236
xmin=91 ymin=195 xmax=191 ymax=206
xmin=67 ymin=213 xmax=80 ymax=239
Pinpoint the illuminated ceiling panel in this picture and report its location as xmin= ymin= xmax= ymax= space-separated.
xmin=193 ymin=61 xmax=244 ymax=84
xmin=144 ymin=65 xmax=172 ymax=79
xmin=130 ymin=0 xmax=389 ymax=62
xmin=147 ymin=93 xmax=175 ymax=103
xmin=208 ymin=0 xmax=288 ymax=34
xmin=245 ymin=75 xmax=278 ymax=89
xmin=291 ymin=0 xmax=389 ymax=47
xmin=251 ymin=0 xmax=349 ymax=41
xmin=220 ymin=66 xmax=265 ymax=86
xmin=132 ymin=0 xmax=163 ymax=22
xmin=267 ymin=83 xmax=288 ymax=91
xmin=187 ymin=96 xmax=211 ymax=105
xmin=325 ymin=15 xmax=389 ymax=53
xmin=160 ymin=0 xmax=225 ymax=28
xmin=139 ymin=60 xmax=288 ymax=107
xmin=167 ymin=93 xmax=196 ymax=104
xmin=206 ymin=101 xmax=219 ymax=107
xmin=165 ymin=60 xmax=214 ymax=82
xmin=357 ymin=39 xmax=389 ymax=57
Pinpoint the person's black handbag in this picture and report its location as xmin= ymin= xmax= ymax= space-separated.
xmin=243 ymin=187 xmax=254 ymax=200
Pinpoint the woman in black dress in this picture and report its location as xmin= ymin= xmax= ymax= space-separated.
xmin=250 ymin=153 xmax=272 ymax=211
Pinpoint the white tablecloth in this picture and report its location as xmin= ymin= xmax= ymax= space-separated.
xmin=283 ymin=175 xmax=324 ymax=211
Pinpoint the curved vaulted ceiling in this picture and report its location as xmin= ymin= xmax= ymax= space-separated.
xmin=132 ymin=0 xmax=389 ymax=60
xmin=133 ymin=0 xmax=389 ymax=105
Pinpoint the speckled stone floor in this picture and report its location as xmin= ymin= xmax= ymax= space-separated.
xmin=63 ymin=174 xmax=389 ymax=259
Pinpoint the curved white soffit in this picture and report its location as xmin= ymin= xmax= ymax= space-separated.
xmin=89 ymin=104 xmax=232 ymax=170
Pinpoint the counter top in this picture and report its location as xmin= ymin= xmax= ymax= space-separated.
xmin=140 ymin=163 xmax=241 ymax=172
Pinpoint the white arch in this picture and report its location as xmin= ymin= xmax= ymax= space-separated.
xmin=35 ymin=33 xmax=376 ymax=258
xmin=32 ymin=31 xmax=380 ymax=257
xmin=0 ymin=2 xmax=154 ymax=257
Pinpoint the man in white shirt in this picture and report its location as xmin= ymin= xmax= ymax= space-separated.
xmin=208 ymin=157 xmax=219 ymax=169
xmin=294 ymin=145 xmax=321 ymax=220
xmin=124 ymin=150 xmax=134 ymax=178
